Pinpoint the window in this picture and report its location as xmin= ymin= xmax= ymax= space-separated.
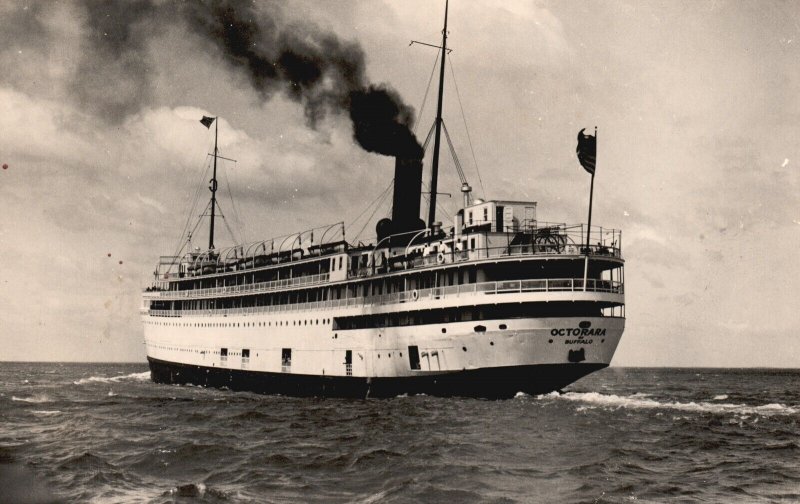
xmin=281 ymin=348 xmax=292 ymax=369
xmin=408 ymin=345 xmax=421 ymax=370
xmin=470 ymin=238 xmax=476 ymax=250
xmin=483 ymin=207 xmax=488 ymax=223
xmin=242 ymin=349 xmax=250 ymax=358
xmin=468 ymin=211 xmax=473 ymax=225
xmin=474 ymin=325 xmax=486 ymax=333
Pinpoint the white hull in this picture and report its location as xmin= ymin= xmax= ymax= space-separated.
xmin=143 ymin=313 xmax=623 ymax=379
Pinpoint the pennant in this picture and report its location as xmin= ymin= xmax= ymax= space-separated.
xmin=576 ymin=128 xmax=596 ymax=175
xmin=200 ymin=116 xmax=216 ymax=128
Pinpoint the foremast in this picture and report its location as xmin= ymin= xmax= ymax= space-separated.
xmin=208 ymin=117 xmax=219 ymax=250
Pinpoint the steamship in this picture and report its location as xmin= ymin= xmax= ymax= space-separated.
xmin=141 ymin=5 xmax=625 ymax=399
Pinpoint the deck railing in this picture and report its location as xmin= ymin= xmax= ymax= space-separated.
xmin=156 ymin=224 xmax=621 ymax=282
xmin=145 ymin=277 xmax=623 ymax=318
xmin=361 ymin=242 xmax=621 ymax=278
xmin=145 ymin=272 xmax=330 ymax=300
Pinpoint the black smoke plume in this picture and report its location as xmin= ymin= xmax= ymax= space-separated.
xmin=50 ymin=0 xmax=422 ymax=158
xmin=183 ymin=1 xmax=423 ymax=158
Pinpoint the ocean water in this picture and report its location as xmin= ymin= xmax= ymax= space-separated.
xmin=1 ymin=364 xmax=799 ymax=503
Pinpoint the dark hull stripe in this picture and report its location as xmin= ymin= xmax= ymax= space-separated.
xmin=147 ymin=357 xmax=606 ymax=399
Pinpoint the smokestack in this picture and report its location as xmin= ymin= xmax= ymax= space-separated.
xmin=392 ymin=157 xmax=424 ymax=235
xmin=376 ymin=156 xmax=426 ymax=245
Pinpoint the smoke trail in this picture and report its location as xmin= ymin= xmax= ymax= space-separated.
xmin=183 ymin=1 xmax=422 ymax=157
xmin=1 ymin=2 xmax=424 ymax=157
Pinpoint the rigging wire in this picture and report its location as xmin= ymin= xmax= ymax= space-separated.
xmin=221 ymin=159 xmax=246 ymax=244
xmin=419 ymin=124 xmax=452 ymax=223
xmin=441 ymin=121 xmax=467 ymax=184
xmin=421 ymin=121 xmax=436 ymax=151
xmin=414 ymin=49 xmax=442 ymax=134
xmin=164 ymin=127 xmax=215 ymax=262
xmin=352 ymin=180 xmax=394 ymax=242
xmin=420 ymin=178 xmax=452 ymax=223
xmin=177 ymin=163 xmax=208 ymax=248
xmin=449 ymin=57 xmax=486 ymax=198
xmin=219 ymin=204 xmax=239 ymax=246
xmin=348 ymin=179 xmax=394 ymax=232
xmin=168 ymin=157 xmax=212 ymax=269
xmin=187 ymin=202 xmax=208 ymax=245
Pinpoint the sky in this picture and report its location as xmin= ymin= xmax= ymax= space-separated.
xmin=0 ymin=0 xmax=798 ymax=366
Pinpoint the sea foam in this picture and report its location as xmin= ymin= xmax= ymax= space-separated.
xmin=11 ymin=394 xmax=52 ymax=403
xmin=31 ymin=410 xmax=62 ymax=416
xmin=73 ymin=371 xmax=150 ymax=385
xmin=539 ymin=391 xmax=798 ymax=416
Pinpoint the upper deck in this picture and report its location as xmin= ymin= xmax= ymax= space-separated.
xmin=146 ymin=215 xmax=622 ymax=298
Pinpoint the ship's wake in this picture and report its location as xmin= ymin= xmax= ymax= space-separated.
xmin=531 ymin=391 xmax=799 ymax=416
xmin=73 ymin=371 xmax=151 ymax=385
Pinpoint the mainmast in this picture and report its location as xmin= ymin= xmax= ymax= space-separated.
xmin=209 ymin=118 xmax=219 ymax=250
xmin=427 ymin=0 xmax=449 ymax=227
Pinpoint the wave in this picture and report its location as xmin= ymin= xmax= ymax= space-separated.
xmin=31 ymin=410 xmax=61 ymax=416
xmin=538 ymin=391 xmax=799 ymax=416
xmin=164 ymin=483 xmax=206 ymax=498
xmin=73 ymin=371 xmax=150 ymax=385
xmin=162 ymin=482 xmax=229 ymax=500
xmin=713 ymin=394 xmax=729 ymax=401
xmin=11 ymin=394 xmax=52 ymax=403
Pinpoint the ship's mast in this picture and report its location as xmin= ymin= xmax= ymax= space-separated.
xmin=427 ymin=0 xmax=449 ymax=227
xmin=209 ymin=119 xmax=219 ymax=250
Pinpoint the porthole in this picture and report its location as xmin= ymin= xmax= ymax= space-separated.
xmin=474 ymin=325 xmax=486 ymax=333
xmin=462 ymin=346 xmax=467 ymax=352
xmin=499 ymin=324 xmax=507 ymax=330
xmin=441 ymin=328 xmax=447 ymax=333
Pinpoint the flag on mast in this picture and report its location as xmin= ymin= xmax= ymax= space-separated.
xmin=576 ymin=128 xmax=596 ymax=175
xmin=200 ymin=116 xmax=216 ymax=128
